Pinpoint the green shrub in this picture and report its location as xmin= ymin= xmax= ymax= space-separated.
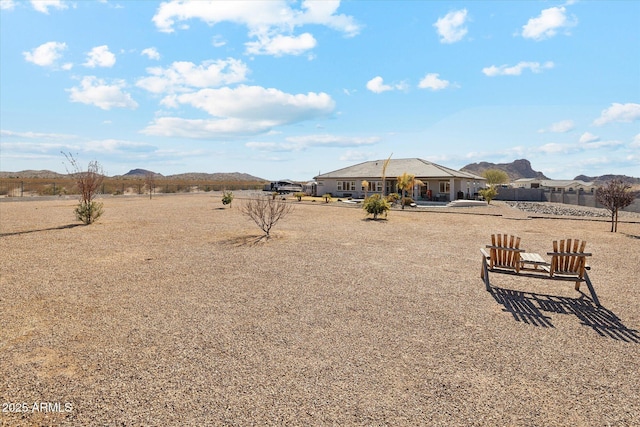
xmin=75 ymin=200 xmax=104 ymax=225
xmin=222 ymin=191 xmax=234 ymax=208
xmin=385 ymin=193 xmax=400 ymax=204
xmin=294 ymin=192 xmax=305 ymax=201
xmin=479 ymin=187 xmax=498 ymax=204
xmin=403 ymin=197 xmax=415 ymax=206
xmin=321 ymin=193 xmax=332 ymax=203
xmin=363 ymin=194 xmax=390 ymax=220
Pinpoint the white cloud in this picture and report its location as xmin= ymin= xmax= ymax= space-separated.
xmin=593 ymin=103 xmax=640 ymax=126
xmin=366 ymin=76 xmax=392 ymax=93
xmin=83 ymin=45 xmax=116 ymax=68
xmin=84 ymin=139 xmax=156 ymax=153
xmin=62 ymin=62 xmax=73 ymax=70
xmin=246 ymin=135 xmax=379 ymax=152
xmin=212 ymin=35 xmax=226 ymax=47
xmin=631 ymin=134 xmax=640 ymax=149
xmin=539 ymin=143 xmax=571 ymax=154
xmin=30 ymin=0 xmax=67 ymax=14
xmin=287 ymin=134 xmax=380 ymax=148
xmin=582 ymin=139 xmax=623 ymax=150
xmin=539 ymin=119 xmax=574 ymax=133
xmin=433 ymin=9 xmax=468 ymax=44
xmin=0 ymin=129 xmax=77 ymax=140
xmin=67 ymin=76 xmax=138 ymax=110
xmin=418 ymin=73 xmax=450 ymax=91
xmin=137 ymin=58 xmax=249 ymax=94
xmin=143 ymin=85 xmax=335 ymax=138
xmin=141 ymin=47 xmax=161 ymax=60
xmin=23 ymin=41 xmax=67 ymax=67
xmin=339 ymin=150 xmax=376 ymax=162
xmin=366 ymin=76 xmax=406 ymax=94
xmin=521 ymin=6 xmax=577 ymax=41
xmin=482 ymin=61 xmax=554 ymax=76
xmin=245 ymin=32 xmax=317 ymax=56
xmin=579 ymin=132 xmax=599 ymax=144
xmin=151 ymin=0 xmax=360 ymax=56
xmin=1 ymin=0 xmax=15 ymax=10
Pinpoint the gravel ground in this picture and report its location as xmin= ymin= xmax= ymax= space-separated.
xmin=504 ymin=201 xmax=640 ymax=219
xmin=1 ymin=194 xmax=639 ymax=426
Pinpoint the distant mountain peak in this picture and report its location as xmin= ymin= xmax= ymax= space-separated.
xmin=123 ymin=168 xmax=158 ymax=177
xmin=461 ymin=159 xmax=548 ymax=181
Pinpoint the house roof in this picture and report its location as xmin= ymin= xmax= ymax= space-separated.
xmin=314 ymin=158 xmax=485 ymax=181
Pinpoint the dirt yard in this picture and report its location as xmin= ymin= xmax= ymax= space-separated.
xmin=1 ymin=193 xmax=639 ymax=426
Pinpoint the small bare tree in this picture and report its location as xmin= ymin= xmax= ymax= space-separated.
xmin=62 ymin=152 xmax=105 ymax=224
xmin=241 ymin=196 xmax=294 ymax=239
xmin=596 ymin=179 xmax=636 ymax=232
xmin=144 ymin=172 xmax=156 ymax=200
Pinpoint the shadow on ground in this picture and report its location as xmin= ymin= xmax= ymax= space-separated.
xmin=220 ymin=234 xmax=270 ymax=247
xmin=489 ymin=286 xmax=640 ymax=343
xmin=0 ymin=223 xmax=84 ymax=237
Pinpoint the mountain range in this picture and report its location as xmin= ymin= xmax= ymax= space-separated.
xmin=0 ymin=169 xmax=266 ymax=182
xmin=1 ymin=161 xmax=638 ymax=185
xmin=460 ymin=159 xmax=639 ymax=185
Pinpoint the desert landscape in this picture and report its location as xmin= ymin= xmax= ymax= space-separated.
xmin=1 ymin=193 xmax=639 ymax=426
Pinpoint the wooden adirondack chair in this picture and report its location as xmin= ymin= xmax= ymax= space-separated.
xmin=545 ymin=239 xmax=591 ymax=290
xmin=480 ymin=234 xmax=524 ymax=277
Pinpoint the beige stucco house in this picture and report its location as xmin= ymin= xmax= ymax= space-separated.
xmin=514 ymin=178 xmax=596 ymax=192
xmin=314 ymin=158 xmax=486 ymax=202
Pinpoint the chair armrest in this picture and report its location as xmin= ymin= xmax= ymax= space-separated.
xmin=547 ymin=252 xmax=592 ymax=256
xmin=480 ymin=248 xmax=490 ymax=258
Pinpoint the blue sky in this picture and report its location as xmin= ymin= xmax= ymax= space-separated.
xmin=1 ymin=0 xmax=638 ymax=180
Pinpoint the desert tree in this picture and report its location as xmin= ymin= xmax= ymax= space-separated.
xmin=596 ymin=179 xmax=636 ymax=232
xmin=361 ymin=180 xmax=369 ymax=199
xmin=363 ymin=194 xmax=390 ymax=220
xmin=241 ymin=195 xmax=294 ymax=239
xmin=482 ymin=169 xmax=509 ymax=186
xmin=222 ymin=190 xmax=234 ymax=208
xmin=396 ymin=172 xmax=423 ymax=209
xmin=62 ymin=152 xmax=105 ymax=224
xmin=479 ymin=169 xmax=509 ymax=204
xmin=144 ymin=172 xmax=156 ymax=200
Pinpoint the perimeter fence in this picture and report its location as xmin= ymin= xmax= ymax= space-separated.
xmin=0 ymin=178 xmax=265 ymax=198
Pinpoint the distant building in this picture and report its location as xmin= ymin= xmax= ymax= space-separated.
xmin=514 ymin=178 xmax=595 ymax=192
xmin=263 ymin=180 xmax=303 ymax=193
xmin=314 ymin=158 xmax=486 ymax=202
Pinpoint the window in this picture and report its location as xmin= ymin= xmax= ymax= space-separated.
xmin=376 ymin=181 xmax=383 ymax=192
xmin=439 ymin=181 xmax=450 ymax=193
xmin=337 ymin=181 xmax=355 ymax=191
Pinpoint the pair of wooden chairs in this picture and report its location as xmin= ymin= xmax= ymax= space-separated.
xmin=480 ymin=234 xmax=600 ymax=306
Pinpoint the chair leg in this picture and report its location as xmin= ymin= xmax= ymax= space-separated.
xmin=482 ymin=257 xmax=491 ymax=291
xmin=575 ymin=281 xmax=581 ymax=291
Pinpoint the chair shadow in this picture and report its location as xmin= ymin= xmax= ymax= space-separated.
xmin=489 ymin=286 xmax=640 ymax=343
xmin=0 ymin=223 xmax=84 ymax=237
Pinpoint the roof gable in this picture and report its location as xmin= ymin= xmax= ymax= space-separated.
xmin=315 ymin=158 xmax=485 ymax=180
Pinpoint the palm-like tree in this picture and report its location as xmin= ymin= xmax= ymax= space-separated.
xmin=361 ymin=180 xmax=369 ymax=199
xmin=397 ymin=172 xmax=424 ymax=209
xmin=381 ymin=153 xmax=392 ymax=196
